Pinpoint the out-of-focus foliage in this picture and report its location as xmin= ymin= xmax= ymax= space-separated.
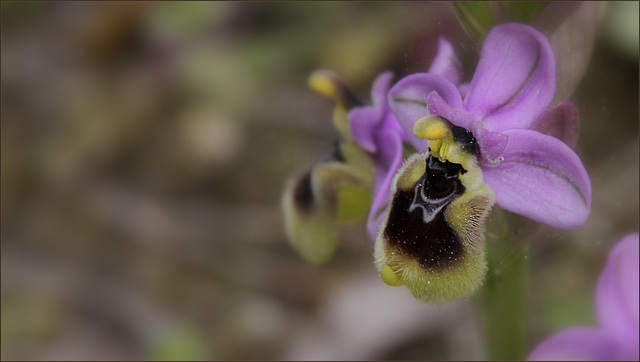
xmin=1 ymin=2 xmax=638 ymax=360
xmin=452 ymin=2 xmax=497 ymax=43
xmin=603 ymin=1 xmax=639 ymax=61
xmin=453 ymin=2 xmax=549 ymax=43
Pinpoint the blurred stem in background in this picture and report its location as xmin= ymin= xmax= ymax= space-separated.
xmin=478 ymin=210 xmax=530 ymax=360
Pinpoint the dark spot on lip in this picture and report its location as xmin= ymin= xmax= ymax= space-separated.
xmin=293 ymin=171 xmax=315 ymax=213
xmin=383 ymin=156 xmax=465 ymax=271
xmin=293 ymin=140 xmax=345 ymax=215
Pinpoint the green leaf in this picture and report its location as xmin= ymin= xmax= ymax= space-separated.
xmin=149 ymin=326 xmax=206 ymax=361
xmin=506 ymin=1 xmax=550 ymax=24
xmin=452 ymin=2 xmax=497 ymax=43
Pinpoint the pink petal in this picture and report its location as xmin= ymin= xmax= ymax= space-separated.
xmin=595 ymin=234 xmax=639 ymax=353
xmin=471 ymin=122 xmax=509 ymax=163
xmin=427 ymin=38 xmax=462 ymax=86
xmin=528 ymin=327 xmax=623 ymax=361
xmin=464 ymin=23 xmax=556 ymax=132
xmin=481 ymin=129 xmax=591 ymax=229
xmin=388 ymin=73 xmax=463 ymax=152
xmin=366 ymin=120 xmax=404 ymax=241
xmin=371 ymin=71 xmax=394 ymax=112
xmin=426 ymin=92 xmax=475 ymax=130
xmin=349 ymin=107 xmax=382 ymax=153
xmin=349 ymin=72 xmax=395 ymax=153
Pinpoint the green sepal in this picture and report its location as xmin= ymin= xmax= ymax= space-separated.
xmin=333 ymin=107 xmax=352 ymax=141
xmin=282 ymin=185 xmax=339 ymax=265
xmin=452 ymin=2 xmax=497 ymax=44
xmin=339 ymin=142 xmax=375 ymax=177
xmin=505 ymin=1 xmax=550 ymax=24
xmin=337 ymin=184 xmax=372 ymax=222
xmin=336 ymin=142 xmax=375 ymax=222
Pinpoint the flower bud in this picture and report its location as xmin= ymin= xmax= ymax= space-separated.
xmin=282 ymin=143 xmax=372 ymax=264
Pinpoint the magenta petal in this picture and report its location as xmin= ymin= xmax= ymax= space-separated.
xmin=528 ymin=327 xmax=623 ymax=361
xmin=427 ymin=38 xmax=462 ymax=86
xmin=530 ymin=101 xmax=581 ymax=150
xmin=464 ymin=23 xmax=556 ymax=132
xmin=426 ymin=92 xmax=475 ymax=130
xmin=472 ymin=122 xmax=509 ymax=163
xmin=349 ymin=107 xmax=382 ymax=153
xmin=388 ymin=73 xmax=463 ymax=152
xmin=595 ymin=234 xmax=640 ymax=351
xmin=349 ymin=72 xmax=395 ymax=153
xmin=371 ymin=71 xmax=394 ymax=112
xmin=481 ymin=129 xmax=591 ymax=229
xmin=366 ymin=123 xmax=404 ymax=241
xmin=458 ymin=82 xmax=470 ymax=99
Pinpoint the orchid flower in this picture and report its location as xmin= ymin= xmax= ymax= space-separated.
xmin=529 ymin=233 xmax=640 ymax=361
xmin=282 ymin=71 xmax=376 ymax=264
xmin=347 ymin=39 xmax=467 ymax=242
xmin=388 ymin=23 xmax=591 ymax=230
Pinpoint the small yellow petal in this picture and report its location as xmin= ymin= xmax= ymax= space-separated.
xmin=413 ymin=116 xmax=450 ymax=140
xmin=381 ymin=264 xmax=403 ymax=287
xmin=308 ymin=70 xmax=341 ymax=103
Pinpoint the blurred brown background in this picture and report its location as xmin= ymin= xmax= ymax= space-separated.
xmin=1 ymin=2 xmax=638 ymax=360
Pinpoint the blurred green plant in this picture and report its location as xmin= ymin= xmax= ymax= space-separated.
xmin=451 ymin=2 xmax=497 ymax=43
xmin=148 ymin=325 xmax=207 ymax=361
xmin=452 ymin=2 xmax=550 ymax=43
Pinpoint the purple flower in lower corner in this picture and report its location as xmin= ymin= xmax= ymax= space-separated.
xmin=529 ymin=233 xmax=640 ymax=361
xmin=388 ymin=23 xmax=591 ymax=229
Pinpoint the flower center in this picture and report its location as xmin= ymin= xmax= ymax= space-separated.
xmin=408 ymin=155 xmax=464 ymax=223
xmin=413 ymin=115 xmax=478 ymax=166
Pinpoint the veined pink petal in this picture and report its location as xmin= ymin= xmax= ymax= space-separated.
xmin=481 ymin=129 xmax=591 ymax=229
xmin=464 ymin=23 xmax=556 ymax=132
xmin=595 ymin=234 xmax=640 ymax=354
xmin=388 ymin=73 xmax=462 ymax=152
xmin=427 ymin=38 xmax=462 ymax=86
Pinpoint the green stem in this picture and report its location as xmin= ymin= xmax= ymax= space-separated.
xmin=478 ymin=210 xmax=530 ymax=360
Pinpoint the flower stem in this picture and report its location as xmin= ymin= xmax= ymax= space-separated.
xmin=478 ymin=210 xmax=530 ymax=360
